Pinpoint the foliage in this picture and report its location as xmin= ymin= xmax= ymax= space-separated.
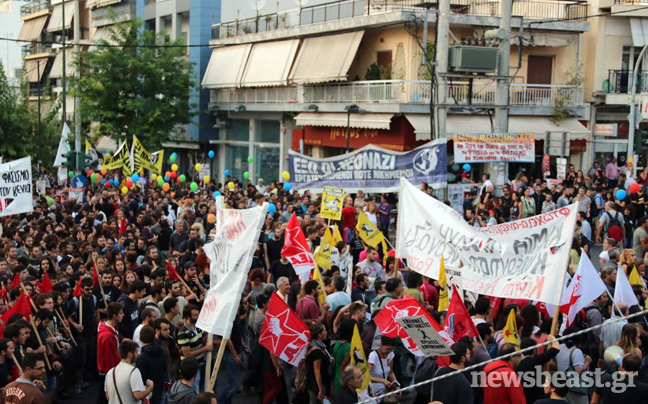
xmin=365 ymin=63 xmax=382 ymax=80
xmin=71 ymin=17 xmax=197 ymax=150
xmin=0 ymin=62 xmax=60 ymax=165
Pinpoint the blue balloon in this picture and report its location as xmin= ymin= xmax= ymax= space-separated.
xmin=284 ymin=183 xmax=292 ymax=191
xmin=462 ymin=163 xmax=471 ymax=173
xmin=213 ymin=191 xmax=221 ymax=198
xmin=267 ymin=203 xmax=276 ymax=214
xmin=224 ymin=170 xmax=230 ymax=177
xmin=164 ymin=176 xmax=170 ymax=182
xmin=616 ymin=189 xmax=627 ymax=200
xmin=208 ymin=150 xmax=215 ymax=159
xmin=131 ymin=174 xmax=139 ymax=183
xmin=171 ymin=152 xmax=178 ymax=159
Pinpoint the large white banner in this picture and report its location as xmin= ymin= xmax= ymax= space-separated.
xmin=396 ymin=178 xmax=577 ymax=305
xmin=453 ymin=133 xmax=535 ymax=163
xmin=0 ymin=157 xmax=33 ymax=217
xmin=197 ymin=203 xmax=266 ymax=338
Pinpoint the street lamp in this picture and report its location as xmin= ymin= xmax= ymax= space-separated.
xmin=345 ymin=104 xmax=361 ymax=153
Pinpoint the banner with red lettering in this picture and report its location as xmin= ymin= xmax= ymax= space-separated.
xmin=396 ymin=178 xmax=577 ymax=305
xmin=197 ymin=203 xmax=267 ymax=338
xmin=282 ymin=213 xmax=316 ymax=282
xmin=453 ymin=133 xmax=535 ymax=163
xmin=259 ymin=292 xmax=310 ymax=366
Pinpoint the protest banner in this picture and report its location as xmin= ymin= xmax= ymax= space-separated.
xmin=102 ymin=141 xmax=132 ymax=176
xmin=320 ymin=186 xmax=344 ymax=220
xmin=259 ymin=292 xmax=310 ymax=366
xmin=453 ymin=133 xmax=535 ymax=163
xmin=0 ymin=157 xmax=33 ymax=217
xmin=396 ymin=315 xmax=454 ymax=357
xmin=397 ymin=177 xmax=577 ymax=305
xmin=130 ymin=136 xmax=156 ymax=174
xmin=288 ymin=139 xmax=446 ymax=192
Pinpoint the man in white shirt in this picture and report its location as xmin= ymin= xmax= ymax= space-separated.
xmin=132 ymin=308 xmax=157 ymax=348
xmin=601 ymin=303 xmax=629 ymax=350
xmin=105 ymin=340 xmax=154 ymax=404
xmin=357 ymin=247 xmax=385 ymax=281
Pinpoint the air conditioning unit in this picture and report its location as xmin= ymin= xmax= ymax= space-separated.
xmin=449 ymin=46 xmax=499 ymax=73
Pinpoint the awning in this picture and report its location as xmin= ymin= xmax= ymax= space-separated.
xmin=89 ymin=27 xmax=124 ymax=51
xmin=630 ymin=17 xmax=648 ymax=47
xmin=202 ymin=44 xmax=252 ymax=89
xmin=445 ymin=115 xmax=590 ymax=140
xmin=18 ymin=16 xmax=49 ymax=42
xmin=510 ymin=32 xmax=577 ymax=47
xmin=89 ymin=0 xmax=121 ymax=8
xmin=241 ymin=39 xmax=299 ymax=87
xmin=46 ymin=1 xmax=74 ymax=33
xmin=289 ymin=31 xmax=364 ymax=84
xmin=405 ymin=114 xmax=433 ymax=141
xmin=49 ymin=48 xmax=75 ymax=78
xmin=25 ymin=58 xmax=48 ymax=82
xmin=295 ymin=112 xmax=393 ymax=130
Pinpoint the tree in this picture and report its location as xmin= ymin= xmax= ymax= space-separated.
xmin=0 ymin=62 xmax=60 ymax=165
xmin=72 ymin=18 xmax=197 ymax=149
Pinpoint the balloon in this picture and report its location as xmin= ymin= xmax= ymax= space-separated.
xmin=171 ymin=164 xmax=178 ymax=172
xmin=179 ymin=174 xmax=186 ymax=183
xmin=208 ymin=150 xmax=215 ymax=159
xmin=213 ymin=191 xmax=221 ymax=198
xmin=462 ymin=163 xmax=471 ymax=172
xmin=247 ymin=156 xmax=254 ymax=163
xmin=164 ymin=176 xmax=170 ymax=182
xmin=207 ymin=213 xmax=216 ymax=224
xmin=267 ymin=203 xmax=276 ymax=214
xmin=162 ymin=183 xmax=170 ymax=192
xmin=101 ymin=168 xmax=107 ymax=176
xmin=126 ymin=179 xmax=133 ymax=188
xmin=158 ymin=178 xmax=164 ymax=186
xmin=68 ymin=171 xmax=74 ymax=178
xmin=131 ymin=174 xmax=139 ymax=183
xmin=170 ymin=171 xmax=177 ymax=179
xmin=282 ymin=171 xmax=290 ymax=181
xmin=190 ymin=182 xmax=198 ymax=192
xmin=105 ymin=182 xmax=111 ymax=188
xmin=224 ymin=169 xmax=230 ymax=177
xmin=165 ymin=171 xmax=172 ymax=178
xmin=195 ymin=163 xmax=202 ymax=172
xmin=176 ymin=178 xmax=182 ymax=184
xmin=88 ymin=170 xmax=94 ymax=176
xmin=243 ymin=171 xmax=250 ymax=180
xmin=616 ymin=189 xmax=627 ymax=200
xmin=203 ymin=176 xmax=210 ymax=184
xmin=284 ymin=183 xmax=292 ymax=191
xmin=121 ymin=186 xmax=128 ymax=194
xmin=139 ymin=177 xmax=147 ymax=186
xmin=151 ymin=173 xmax=157 ymax=181
xmin=227 ymin=182 xmax=235 ymax=190
xmin=171 ymin=152 xmax=178 ymax=159
xmin=169 ymin=155 xmax=177 ymax=163
xmin=630 ymin=182 xmax=641 ymax=194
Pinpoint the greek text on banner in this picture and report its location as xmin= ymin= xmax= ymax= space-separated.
xmin=0 ymin=157 xmax=33 ymax=217
xmin=453 ymin=133 xmax=535 ymax=163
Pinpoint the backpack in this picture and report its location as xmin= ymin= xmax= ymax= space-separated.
xmin=604 ymin=211 xmax=623 ymax=241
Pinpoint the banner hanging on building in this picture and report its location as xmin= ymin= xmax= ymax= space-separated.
xmin=288 ymin=140 xmax=447 ymax=192
xmin=0 ymin=157 xmax=33 ymax=217
xmin=453 ymin=133 xmax=535 ymax=163
xmin=396 ymin=178 xmax=577 ymax=305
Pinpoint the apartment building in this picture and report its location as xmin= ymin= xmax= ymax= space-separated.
xmin=0 ymin=0 xmax=28 ymax=90
xmin=204 ymin=0 xmax=591 ymax=184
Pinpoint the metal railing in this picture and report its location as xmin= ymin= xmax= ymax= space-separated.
xmin=20 ymin=0 xmax=51 ymax=16
xmin=212 ymin=0 xmax=588 ymax=39
xmin=210 ymin=80 xmax=584 ymax=108
xmin=614 ymin=0 xmax=648 ymax=4
xmin=22 ymin=43 xmax=52 ymax=56
xmin=607 ymin=69 xmax=648 ymax=94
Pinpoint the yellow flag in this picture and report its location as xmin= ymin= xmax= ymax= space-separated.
xmin=315 ymin=227 xmax=333 ymax=271
xmin=355 ymin=211 xmax=384 ymax=248
xmin=350 ymin=324 xmax=370 ymax=392
xmin=437 ymin=256 xmax=449 ymax=312
xmin=150 ymin=150 xmax=164 ymax=175
xmin=312 ymin=266 xmax=327 ymax=305
xmin=629 ymin=267 xmax=645 ymax=287
xmin=332 ymin=225 xmax=343 ymax=245
xmin=503 ymin=308 xmax=520 ymax=347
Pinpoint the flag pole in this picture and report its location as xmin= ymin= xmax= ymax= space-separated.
xmin=206 ymin=338 xmax=228 ymax=393
xmin=30 ymin=317 xmax=52 ymax=371
xmin=11 ymin=353 xmax=22 ymax=374
xmin=204 ymin=333 xmax=213 ymax=391
xmin=56 ymin=307 xmax=78 ymax=347
xmin=93 ymin=260 xmax=108 ymax=309
xmin=550 ymin=218 xmax=580 ymax=336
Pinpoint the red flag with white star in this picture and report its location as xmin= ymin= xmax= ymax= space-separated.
xmin=559 ymin=253 xmax=606 ymax=327
xmin=281 ymin=213 xmax=315 ymax=283
xmin=259 ymin=292 xmax=310 ymax=366
xmin=374 ymin=296 xmax=453 ymax=357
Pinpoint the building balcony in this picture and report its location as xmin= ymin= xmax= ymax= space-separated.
xmin=210 ymin=80 xmax=584 ymax=110
xmin=614 ymin=0 xmax=648 ymax=4
xmin=607 ymin=69 xmax=648 ymax=94
xmin=22 ymin=43 xmax=54 ymax=57
xmin=20 ymin=0 xmax=51 ymax=17
xmin=212 ymin=0 xmax=588 ymax=39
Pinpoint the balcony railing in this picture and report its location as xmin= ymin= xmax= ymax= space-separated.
xmin=20 ymin=0 xmax=51 ymax=17
xmin=22 ymin=43 xmax=53 ymax=56
xmin=213 ymin=0 xmax=588 ymax=39
xmin=614 ymin=0 xmax=648 ymax=4
xmin=210 ymin=80 xmax=584 ymax=109
xmin=607 ymin=69 xmax=648 ymax=94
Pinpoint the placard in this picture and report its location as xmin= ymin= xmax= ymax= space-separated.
xmin=453 ymin=133 xmax=535 ymax=163
xmin=0 ymin=157 xmax=33 ymax=217
xmin=320 ymin=186 xmax=344 ymax=220
xmin=396 ymin=315 xmax=454 ymax=357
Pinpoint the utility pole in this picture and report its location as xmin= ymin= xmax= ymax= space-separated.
xmin=73 ymin=0 xmax=81 ymax=155
xmin=435 ymin=0 xmax=449 ymax=140
xmin=61 ymin=0 xmax=66 ymax=125
xmin=494 ymin=0 xmax=512 ymax=183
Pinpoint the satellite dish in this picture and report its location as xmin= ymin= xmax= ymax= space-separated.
xmin=249 ymin=0 xmax=267 ymax=10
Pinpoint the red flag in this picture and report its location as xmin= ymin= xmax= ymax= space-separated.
xmin=281 ymin=213 xmax=315 ymax=281
xmin=374 ymin=296 xmax=453 ymax=357
xmin=488 ymin=296 xmax=503 ymax=320
xmin=10 ymin=274 xmax=20 ymax=290
xmin=37 ymin=272 xmax=53 ymax=294
xmin=92 ymin=263 xmax=99 ymax=287
xmin=1 ymin=293 xmax=32 ymax=323
xmin=73 ymin=280 xmax=82 ymax=297
xmin=166 ymin=261 xmax=180 ymax=281
xmin=444 ymin=285 xmax=480 ymax=341
xmin=259 ymin=292 xmax=310 ymax=366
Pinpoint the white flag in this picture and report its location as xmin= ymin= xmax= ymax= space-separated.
xmin=53 ymin=123 xmax=71 ymax=167
xmin=196 ymin=203 xmax=267 ymax=338
xmin=559 ymin=253 xmax=607 ymax=327
xmin=614 ymin=267 xmax=639 ymax=307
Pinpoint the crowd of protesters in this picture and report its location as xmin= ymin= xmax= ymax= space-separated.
xmin=1 ymin=156 xmax=648 ymax=404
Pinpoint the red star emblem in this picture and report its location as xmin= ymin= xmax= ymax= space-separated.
xmin=259 ymin=307 xmax=309 ymax=356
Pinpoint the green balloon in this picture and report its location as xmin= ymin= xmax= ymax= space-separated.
xmin=243 ymin=171 xmax=250 ymax=180
xmin=68 ymin=171 xmax=74 ymax=178
xmin=169 ymin=155 xmax=177 ymax=163
xmin=247 ymin=156 xmax=254 ymax=163
xmin=190 ymin=182 xmax=198 ymax=191
xmin=91 ymin=174 xmax=97 ymax=183
xmin=158 ymin=178 xmax=164 ymax=186
xmin=179 ymin=174 xmax=186 ymax=183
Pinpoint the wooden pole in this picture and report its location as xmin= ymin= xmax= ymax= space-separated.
xmin=11 ymin=353 xmax=22 ymax=374
xmin=55 ymin=308 xmax=77 ymax=347
xmin=30 ymin=317 xmax=52 ymax=370
xmin=45 ymin=328 xmax=62 ymax=351
xmin=206 ymin=338 xmax=228 ymax=393
xmin=93 ymin=260 xmax=109 ymax=308
xmin=78 ymin=295 xmax=83 ymax=327
xmin=204 ymin=333 xmax=213 ymax=391
xmin=550 ymin=305 xmax=561 ymax=336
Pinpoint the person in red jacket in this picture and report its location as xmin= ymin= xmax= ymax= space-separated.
xmin=97 ymin=302 xmax=124 ymax=404
xmin=482 ymin=343 xmax=526 ymax=404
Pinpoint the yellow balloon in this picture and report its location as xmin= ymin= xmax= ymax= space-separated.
xmin=203 ymin=175 xmax=210 ymax=184
xmin=227 ymin=181 xmax=235 ymax=190
xmin=151 ymin=173 xmax=158 ymax=181
xmin=121 ymin=186 xmax=128 ymax=194
xmin=171 ymin=164 xmax=179 ymax=172
xmin=195 ymin=163 xmax=202 ymax=172
xmin=282 ymin=171 xmax=290 ymax=181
